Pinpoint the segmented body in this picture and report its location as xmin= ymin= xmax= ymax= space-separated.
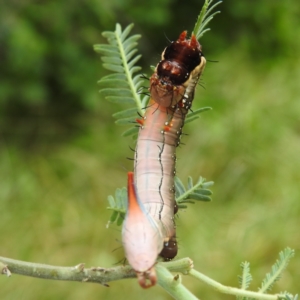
xmin=122 ymin=31 xmax=206 ymax=288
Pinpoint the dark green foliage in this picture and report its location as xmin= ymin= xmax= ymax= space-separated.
xmin=0 ymin=0 xmax=112 ymax=147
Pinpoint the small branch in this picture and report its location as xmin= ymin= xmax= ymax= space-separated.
xmin=0 ymin=256 xmax=193 ymax=287
xmin=189 ymin=269 xmax=283 ymax=300
xmin=1 ymin=256 xmax=292 ymax=300
xmin=0 ymin=256 xmax=135 ymax=286
xmin=159 ymin=257 xmax=194 ymax=274
xmin=156 ymin=264 xmax=199 ymax=300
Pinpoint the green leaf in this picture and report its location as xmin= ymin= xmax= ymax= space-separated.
xmin=258 ymin=248 xmax=295 ymax=294
xmin=187 ymin=107 xmax=212 ymax=118
xmin=202 ymin=181 xmax=214 ymax=188
xmin=99 ymin=73 xmax=127 ymax=81
xmin=102 ymin=64 xmax=124 ymax=73
xmin=126 ymin=49 xmax=139 ymax=61
xmin=174 ymin=176 xmax=186 ymax=198
xmin=194 ymin=188 xmax=212 ymax=195
xmin=106 ymin=96 xmax=135 ymax=104
xmin=121 ymin=126 xmax=139 ymax=137
xmin=106 ymin=187 xmax=127 ymax=227
xmin=128 ymin=55 xmax=142 ymax=69
xmin=184 ymin=116 xmax=199 ymax=124
xmin=109 ymin=210 xmax=118 ymax=223
xmin=93 ymin=44 xmax=119 ymax=54
xmin=101 ymin=31 xmax=115 ymax=39
xmin=94 ymin=23 xmax=145 ymax=120
xmin=186 ymin=193 xmax=211 ymax=202
xmin=187 ymin=176 xmax=194 ymax=190
xmin=175 ymin=176 xmax=213 ymax=207
xmin=97 ymin=79 xmax=129 ymax=88
xmin=120 ymin=23 xmax=134 ymax=41
xmin=116 ymin=214 xmax=124 ymax=226
xmin=193 ymin=0 xmax=222 ymax=40
xmin=115 ymin=117 xmax=137 ymax=125
xmin=101 ymin=56 xmax=123 ymax=65
xmin=237 ymin=261 xmax=252 ymax=294
xmin=99 ymin=88 xmax=133 ymax=97
xmin=112 ymin=108 xmax=138 ymax=118
xmin=107 ymin=195 xmax=115 ymax=208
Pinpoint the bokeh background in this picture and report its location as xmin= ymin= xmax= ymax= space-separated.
xmin=1 ymin=0 xmax=299 ymax=299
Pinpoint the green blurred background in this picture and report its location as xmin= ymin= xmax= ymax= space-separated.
xmin=1 ymin=0 xmax=299 ymax=299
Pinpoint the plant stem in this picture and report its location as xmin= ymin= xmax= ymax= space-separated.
xmin=189 ymin=269 xmax=280 ymax=300
xmin=156 ymin=264 xmax=199 ymax=300
xmin=0 ymin=256 xmax=135 ymax=286
xmin=0 ymin=256 xmax=192 ymax=287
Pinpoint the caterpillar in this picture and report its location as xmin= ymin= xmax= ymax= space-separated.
xmin=122 ymin=31 xmax=206 ymax=288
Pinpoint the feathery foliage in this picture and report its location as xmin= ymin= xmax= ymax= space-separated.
xmin=279 ymin=293 xmax=298 ymax=300
xmin=193 ymin=0 xmax=222 ymax=39
xmin=238 ymin=261 xmax=253 ymax=290
xmin=94 ymin=23 xmax=147 ymax=124
xmin=185 ymin=107 xmax=212 ymax=124
xmin=106 ymin=187 xmax=127 ymax=228
xmin=258 ymin=248 xmax=295 ymax=294
xmin=175 ymin=176 xmax=213 ymax=208
xmin=237 ymin=261 xmax=253 ymax=300
xmin=233 ymin=249 xmax=296 ymax=300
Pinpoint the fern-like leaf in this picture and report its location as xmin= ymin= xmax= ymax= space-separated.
xmin=94 ymin=23 xmax=145 ymax=123
xmin=185 ymin=107 xmax=212 ymax=124
xmin=278 ymin=292 xmax=298 ymax=300
xmin=237 ymin=261 xmax=253 ymax=300
xmin=175 ymin=176 xmax=213 ymax=208
xmin=258 ymin=248 xmax=295 ymax=294
xmin=238 ymin=261 xmax=252 ymax=290
xmin=106 ymin=187 xmax=127 ymax=228
xmin=193 ymin=0 xmax=222 ymax=39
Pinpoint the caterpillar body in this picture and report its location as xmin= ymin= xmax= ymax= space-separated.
xmin=122 ymin=31 xmax=206 ymax=288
